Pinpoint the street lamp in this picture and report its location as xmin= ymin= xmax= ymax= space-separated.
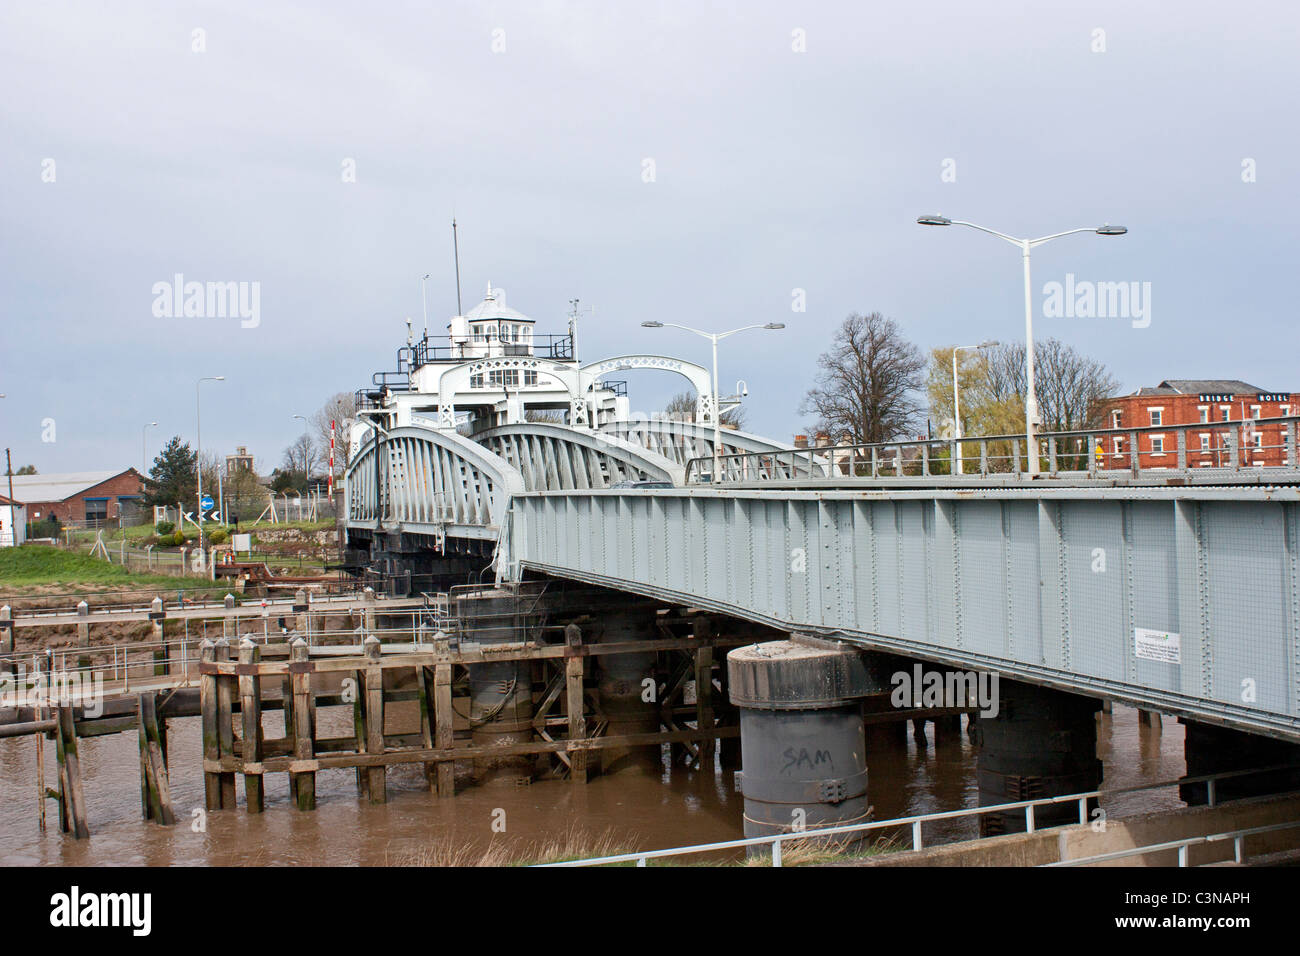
xmin=421 ymin=274 xmax=431 ymax=336
xmin=641 ymin=320 xmax=784 ymax=481
xmin=196 ymin=376 xmax=225 ymax=560
xmin=951 ymin=342 xmax=997 ymax=474
xmin=917 ymin=215 xmax=1127 ymax=475
xmin=142 ymin=422 xmax=158 ymax=477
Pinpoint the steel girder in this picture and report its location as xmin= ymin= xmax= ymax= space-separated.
xmin=505 ymin=485 xmax=1300 ymax=743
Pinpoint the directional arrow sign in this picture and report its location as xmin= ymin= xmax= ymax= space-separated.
xmin=200 ymin=495 xmax=215 ymax=511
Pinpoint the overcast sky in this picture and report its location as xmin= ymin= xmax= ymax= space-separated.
xmin=2 ymin=1 xmax=1296 ymax=475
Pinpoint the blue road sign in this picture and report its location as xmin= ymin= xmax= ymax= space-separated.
xmin=200 ymin=495 xmax=215 ymax=511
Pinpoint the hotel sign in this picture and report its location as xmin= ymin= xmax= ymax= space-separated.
xmin=1257 ymin=393 xmax=1291 ymax=402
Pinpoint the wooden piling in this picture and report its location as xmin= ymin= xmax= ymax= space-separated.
xmin=564 ymin=623 xmax=587 ymax=784
xmin=415 ymin=665 xmax=436 ymax=789
xmin=433 ymin=633 xmax=455 ymax=797
xmin=54 ymin=705 xmax=89 ymax=839
xmin=75 ymin=600 xmax=91 ymax=670
xmin=199 ymin=639 xmax=223 ymax=809
xmin=352 ymin=666 xmax=369 ymax=799
xmin=694 ymin=646 xmax=715 ymax=770
xmin=289 ymin=639 xmax=316 ymax=811
xmin=363 ymin=635 xmax=386 ymax=803
xmin=151 ymin=597 xmax=167 ymax=676
xmin=214 ymin=637 xmax=237 ymax=807
xmin=238 ymin=637 xmax=264 ymax=813
xmin=137 ymin=692 xmax=176 ymax=825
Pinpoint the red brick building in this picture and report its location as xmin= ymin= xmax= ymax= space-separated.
xmin=7 ymin=469 xmax=147 ymax=525
xmin=1100 ymin=380 xmax=1296 ymax=470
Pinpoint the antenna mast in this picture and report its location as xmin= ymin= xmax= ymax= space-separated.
xmin=452 ymin=218 xmax=463 ymax=316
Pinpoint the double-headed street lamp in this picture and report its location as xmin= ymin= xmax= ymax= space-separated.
xmin=951 ymin=341 xmax=998 ymax=474
xmin=196 ymin=376 xmax=225 ymax=558
xmin=641 ymin=321 xmax=784 ymax=481
xmin=917 ymin=215 xmax=1127 ymax=475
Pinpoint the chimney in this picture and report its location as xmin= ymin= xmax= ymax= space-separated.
xmin=793 ymin=434 xmax=808 ymax=448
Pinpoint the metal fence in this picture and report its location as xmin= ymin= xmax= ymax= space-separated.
xmin=687 ymin=415 xmax=1300 ymax=485
xmin=540 ymin=763 xmax=1300 ymax=867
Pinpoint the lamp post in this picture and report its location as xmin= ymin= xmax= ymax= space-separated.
xmin=142 ymin=422 xmax=158 ymax=476
xmin=421 ymin=274 xmax=430 ymax=337
xmin=951 ymin=342 xmax=998 ymax=474
xmin=196 ymin=376 xmax=225 ymax=560
xmin=641 ymin=321 xmax=784 ymax=481
xmin=917 ymin=215 xmax=1127 ymax=475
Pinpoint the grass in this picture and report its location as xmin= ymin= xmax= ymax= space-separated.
xmin=392 ymin=825 xmax=631 ymax=867
xmin=389 ymin=822 xmax=906 ymax=867
xmin=0 ymin=544 xmax=227 ymax=593
xmin=63 ymin=517 xmax=336 ymax=547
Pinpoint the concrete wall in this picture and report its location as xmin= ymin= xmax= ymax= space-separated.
xmin=846 ymin=792 xmax=1300 ymax=867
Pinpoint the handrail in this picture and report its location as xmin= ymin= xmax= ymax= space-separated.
xmin=686 ymin=415 xmax=1300 ymax=484
xmin=539 ymin=762 xmax=1300 ymax=867
xmin=1044 ymin=818 xmax=1300 ymax=867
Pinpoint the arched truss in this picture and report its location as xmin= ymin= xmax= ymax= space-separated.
xmin=599 ymin=418 xmax=827 ymax=480
xmin=473 ymin=422 xmax=685 ymax=490
xmin=345 ymin=425 xmax=525 ymax=539
xmin=581 ymin=355 xmax=717 ymax=424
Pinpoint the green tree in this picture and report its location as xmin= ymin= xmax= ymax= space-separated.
xmin=146 ymin=436 xmax=197 ymax=508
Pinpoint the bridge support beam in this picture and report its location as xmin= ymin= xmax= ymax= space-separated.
xmin=595 ymin=611 xmax=662 ymax=775
xmin=728 ymin=636 xmax=891 ymax=854
xmin=1179 ymin=720 xmax=1300 ymax=805
xmin=974 ymin=680 xmax=1102 ymax=836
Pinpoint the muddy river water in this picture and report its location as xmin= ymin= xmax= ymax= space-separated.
xmin=0 ymin=704 xmax=1185 ymax=865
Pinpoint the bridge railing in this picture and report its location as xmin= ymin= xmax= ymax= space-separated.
xmin=686 ymin=415 xmax=1300 ymax=483
xmin=538 ymin=762 xmax=1300 ymax=867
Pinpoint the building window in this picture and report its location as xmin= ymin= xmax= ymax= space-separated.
xmin=1198 ymin=406 xmax=1209 ymax=423
xmin=1150 ymin=435 xmax=1165 ymax=454
xmin=470 ymin=373 xmax=484 ymax=388
xmin=1283 ymin=405 xmax=1292 ymax=417
xmin=1112 ymin=437 xmax=1123 ymax=456
xmin=85 ymin=498 xmax=108 ymax=522
xmin=472 ymin=325 xmax=486 ymax=343
xmin=523 ymin=370 xmax=538 ymax=386
xmin=1220 ymin=406 xmax=1231 ymax=422
xmin=1149 ymin=408 xmax=1163 ymax=427
xmin=488 ymin=369 xmax=520 ymax=388
xmin=1199 ymin=433 xmax=1210 ymax=451
xmin=1250 ymin=405 xmax=1261 ymax=419
xmin=1254 ymin=433 xmax=1263 ymax=449
xmin=1111 ymin=410 xmax=1122 ymax=428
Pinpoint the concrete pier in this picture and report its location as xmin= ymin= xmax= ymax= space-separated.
xmin=728 ymin=635 xmax=890 ymax=849
xmin=975 ymin=680 xmax=1102 ymax=835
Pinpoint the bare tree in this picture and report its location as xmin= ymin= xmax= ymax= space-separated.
xmin=663 ymin=390 xmax=747 ymax=429
xmin=312 ymin=392 xmax=359 ymax=469
xmin=984 ymin=339 xmax=1119 ymax=431
xmin=799 ymin=312 xmax=926 ymax=444
xmin=282 ymin=433 xmax=320 ymax=480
